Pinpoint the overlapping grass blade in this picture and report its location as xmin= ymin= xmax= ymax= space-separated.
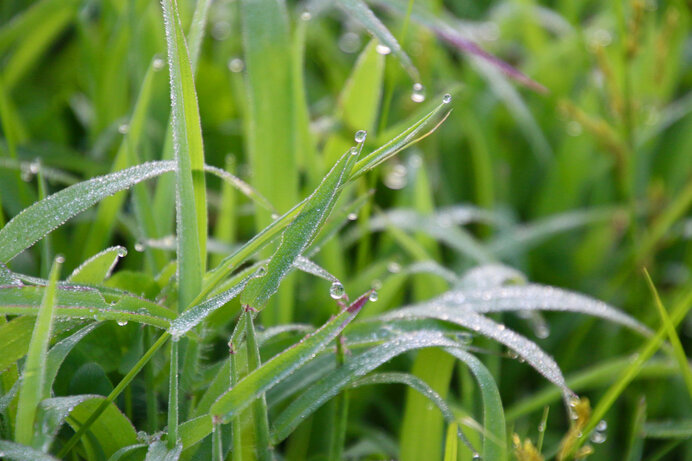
xmin=161 ymin=0 xmax=207 ymax=310
xmin=211 ymin=293 xmax=371 ymax=422
xmin=14 ymin=257 xmax=60 ymax=445
xmin=381 ymin=306 xmax=571 ymax=397
xmin=144 ymin=440 xmax=183 ymax=460
xmin=445 ymin=348 xmax=507 ymax=461
xmin=269 ymin=330 xmax=461 ymax=443
xmin=239 ymin=147 xmax=359 ymax=310
xmin=0 ymin=161 xmax=175 ymax=263
xmin=202 ymin=99 xmax=450 ymax=298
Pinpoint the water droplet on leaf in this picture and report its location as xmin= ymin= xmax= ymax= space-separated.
xmin=442 ymin=93 xmax=452 ymax=104
xmin=376 ymin=44 xmax=391 ymax=55
xmin=368 ymin=291 xmax=378 ymax=302
xmin=329 ymin=282 xmax=345 ymax=300
xmin=411 ymin=83 xmax=425 ymax=103
xmin=228 ymin=58 xmax=244 ymax=73
xmin=354 ymin=130 xmax=367 ymax=143
xmin=117 ymin=320 xmax=128 ymax=326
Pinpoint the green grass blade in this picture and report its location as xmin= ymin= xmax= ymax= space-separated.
xmin=161 ymin=0 xmax=207 ymax=310
xmin=269 ymin=330 xmax=460 ymax=443
xmin=239 ymin=147 xmax=359 ymax=310
xmin=245 ymin=310 xmax=272 ymax=460
xmin=575 ymin=286 xmax=692 ymax=451
xmin=643 ymin=420 xmax=692 ymax=439
xmin=169 ymin=277 xmax=249 ymax=339
xmin=14 ymin=256 xmax=61 ymax=445
xmin=0 ymin=161 xmax=175 ymax=263
xmin=68 ymin=246 xmax=128 ymax=284
xmin=42 ymin=323 xmax=100 ymax=397
xmin=643 ymin=269 xmax=692 ymax=400
xmin=0 ymin=316 xmax=34 ymax=374
xmin=445 ymin=348 xmax=507 ymax=461
xmin=336 ymin=0 xmax=420 ymax=82
xmin=211 ymin=293 xmax=370 ymax=423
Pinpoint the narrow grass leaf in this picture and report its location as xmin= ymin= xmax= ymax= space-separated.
xmin=169 ymin=277 xmax=249 ymax=338
xmin=438 ymin=284 xmax=649 ymax=335
xmin=211 ymin=293 xmax=371 ymax=422
xmin=381 ymin=306 xmax=571 ymax=397
xmin=0 ymin=161 xmax=175 ymax=263
xmin=643 ymin=270 xmax=692 ymax=400
xmin=445 ymin=348 xmax=507 ymax=461
xmin=0 ymin=440 xmax=59 ymax=461
xmin=15 ymin=257 xmax=61 ymax=445
xmin=161 ymin=0 xmax=207 ymax=311
xmin=43 ymin=323 xmax=100 ymax=396
xmin=239 ymin=147 xmax=358 ymax=310
xmin=68 ymin=246 xmax=128 ymax=284
xmin=336 ymin=0 xmax=420 ymax=82
xmin=270 ymin=330 xmax=460 ymax=443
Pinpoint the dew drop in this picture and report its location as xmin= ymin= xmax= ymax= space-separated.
xmin=256 ymin=266 xmax=267 ymax=277
xmin=472 ymin=453 xmax=481 ymax=460
xmin=368 ymin=291 xmax=379 ymax=302
xmin=55 ymin=255 xmax=65 ymax=264
xmin=538 ymin=422 xmax=546 ymax=433
xmin=590 ymin=431 xmax=606 ymax=444
xmin=271 ymin=213 xmax=280 ymax=220
xmin=329 ymin=282 xmax=345 ymax=300
xmin=387 ymin=261 xmax=401 ymax=273
xmin=117 ymin=320 xmax=128 ymax=327
xmin=228 ymin=58 xmax=244 ymax=73
xmin=171 ymin=334 xmax=180 ymax=343
xmin=375 ymin=43 xmax=391 ymax=55
xmin=596 ymin=420 xmax=607 ymax=431
xmin=29 ymin=160 xmax=40 ymax=174
xmin=442 ymin=93 xmax=452 ymax=104
xmin=338 ymin=32 xmax=361 ymax=54
xmin=300 ymin=11 xmax=312 ymax=21
xmin=354 ymin=130 xmax=367 ymax=143
xmin=134 ymin=242 xmax=145 ymax=252
xmin=117 ymin=248 xmax=128 ymax=257
xmin=153 ymin=57 xmax=165 ymax=70
xmin=349 ymin=146 xmax=358 ymax=156
xmin=347 ymin=212 xmax=358 ymax=221
xmin=411 ymin=83 xmax=425 ymax=103
xmin=118 ymin=123 xmax=129 ymax=134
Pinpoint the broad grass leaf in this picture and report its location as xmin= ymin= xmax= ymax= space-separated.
xmin=0 ymin=161 xmax=175 ymax=263
xmin=0 ymin=316 xmax=35 ymax=374
xmin=145 ymin=440 xmax=182 ymax=461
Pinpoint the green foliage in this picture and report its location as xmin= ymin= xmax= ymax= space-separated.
xmin=0 ymin=0 xmax=691 ymax=460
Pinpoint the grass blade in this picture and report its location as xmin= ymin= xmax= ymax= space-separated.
xmin=161 ymin=0 xmax=207 ymax=310
xmin=336 ymin=0 xmax=420 ymax=82
xmin=67 ymin=246 xmax=128 ymax=284
xmin=643 ymin=269 xmax=692 ymax=400
xmin=14 ymin=256 xmax=61 ymax=445
xmin=211 ymin=293 xmax=370 ymax=423
xmin=239 ymin=147 xmax=359 ymax=310
xmin=0 ymin=161 xmax=175 ymax=263
xmin=0 ymin=440 xmax=58 ymax=461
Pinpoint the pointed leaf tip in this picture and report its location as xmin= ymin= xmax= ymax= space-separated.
xmin=347 ymin=290 xmax=372 ymax=313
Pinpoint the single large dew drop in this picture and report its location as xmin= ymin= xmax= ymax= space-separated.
xmin=329 ymin=282 xmax=345 ymax=300
xmin=354 ymin=130 xmax=367 ymax=143
xmin=376 ymin=43 xmax=391 ymax=55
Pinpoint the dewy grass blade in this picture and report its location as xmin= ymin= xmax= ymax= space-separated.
xmin=239 ymin=146 xmax=360 ymax=310
xmin=14 ymin=256 xmax=61 ymax=445
xmin=67 ymin=246 xmax=128 ymax=284
xmin=211 ymin=293 xmax=371 ymax=423
xmin=161 ymin=0 xmax=207 ymax=311
xmin=245 ymin=310 xmax=272 ymax=461
xmin=336 ymin=0 xmax=420 ymax=83
xmin=0 ymin=161 xmax=175 ymax=263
